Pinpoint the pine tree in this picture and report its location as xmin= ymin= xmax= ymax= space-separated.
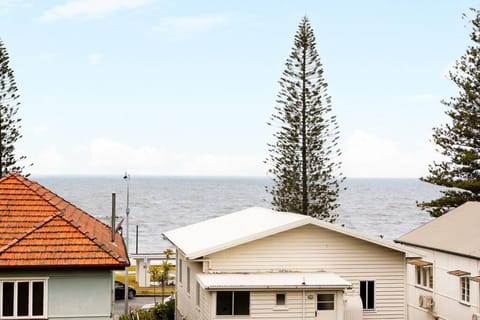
xmin=0 ymin=38 xmax=27 ymax=177
xmin=266 ymin=17 xmax=343 ymax=222
xmin=418 ymin=9 xmax=480 ymax=217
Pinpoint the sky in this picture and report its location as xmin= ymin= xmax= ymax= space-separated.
xmin=0 ymin=0 xmax=477 ymax=177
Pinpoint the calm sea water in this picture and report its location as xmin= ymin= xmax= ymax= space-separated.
xmin=33 ymin=176 xmax=441 ymax=254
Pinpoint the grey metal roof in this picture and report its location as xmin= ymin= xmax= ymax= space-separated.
xmin=396 ymin=201 xmax=480 ymax=259
xmin=163 ymin=207 xmax=309 ymax=259
xmin=163 ymin=207 xmax=420 ymax=259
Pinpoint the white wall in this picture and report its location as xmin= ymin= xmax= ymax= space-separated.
xmin=176 ymin=251 xmax=205 ymax=319
xmin=405 ymin=247 xmax=480 ymax=320
xmin=205 ymin=224 xmax=406 ymax=320
xmin=205 ymin=290 xmax=345 ymax=320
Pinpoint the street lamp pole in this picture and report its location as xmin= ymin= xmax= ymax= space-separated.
xmin=123 ymin=173 xmax=130 ymax=315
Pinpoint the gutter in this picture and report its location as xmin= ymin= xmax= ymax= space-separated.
xmin=394 ymin=240 xmax=480 ymax=260
xmin=203 ymin=285 xmax=352 ymax=290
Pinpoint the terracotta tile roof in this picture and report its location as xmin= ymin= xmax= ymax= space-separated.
xmin=0 ymin=173 xmax=129 ymax=269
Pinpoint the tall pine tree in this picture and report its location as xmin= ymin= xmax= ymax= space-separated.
xmin=266 ymin=17 xmax=343 ymax=222
xmin=0 ymin=38 xmax=27 ymax=177
xmin=418 ymin=9 xmax=480 ymax=217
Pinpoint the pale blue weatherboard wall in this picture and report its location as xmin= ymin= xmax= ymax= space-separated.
xmin=0 ymin=270 xmax=114 ymax=320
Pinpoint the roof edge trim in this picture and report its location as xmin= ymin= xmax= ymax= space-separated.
xmin=203 ymin=284 xmax=352 ymax=290
xmin=394 ymin=240 xmax=480 ymax=260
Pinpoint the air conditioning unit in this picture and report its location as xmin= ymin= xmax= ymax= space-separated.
xmin=419 ymin=295 xmax=434 ymax=309
xmin=472 ymin=313 xmax=480 ymax=320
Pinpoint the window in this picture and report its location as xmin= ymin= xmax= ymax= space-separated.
xmin=317 ymin=293 xmax=335 ymax=310
xmin=178 ymin=259 xmax=183 ymax=283
xmin=428 ymin=267 xmax=434 ymax=289
xmin=360 ymin=280 xmax=375 ymax=310
xmin=415 ymin=265 xmax=433 ymax=289
xmin=196 ymin=282 xmax=200 ymax=306
xmin=0 ymin=279 xmax=47 ymax=319
xmin=276 ymin=293 xmax=286 ymax=306
xmin=416 ymin=266 xmax=421 ymax=285
xmin=186 ymin=267 xmax=191 ymax=294
xmin=216 ymin=291 xmax=250 ymax=316
xmin=461 ymin=276 xmax=470 ymax=303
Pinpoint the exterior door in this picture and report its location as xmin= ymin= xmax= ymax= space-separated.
xmin=315 ymin=292 xmax=337 ymax=320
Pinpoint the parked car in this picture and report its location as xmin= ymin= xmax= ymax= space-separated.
xmin=115 ymin=281 xmax=136 ymax=300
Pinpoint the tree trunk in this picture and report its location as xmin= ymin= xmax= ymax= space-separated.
xmin=301 ymin=33 xmax=308 ymax=216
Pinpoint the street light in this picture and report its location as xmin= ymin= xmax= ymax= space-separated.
xmin=123 ymin=173 xmax=130 ymax=315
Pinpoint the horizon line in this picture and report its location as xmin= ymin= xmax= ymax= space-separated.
xmin=29 ymin=173 xmax=424 ymax=180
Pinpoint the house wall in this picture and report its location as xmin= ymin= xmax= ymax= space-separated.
xmin=205 ymin=224 xmax=406 ymax=320
xmin=135 ymin=257 xmax=149 ymax=287
xmin=206 ymin=290 xmax=344 ymax=320
xmin=0 ymin=269 xmax=113 ymax=320
xmin=176 ymin=252 xmax=206 ymax=320
xmin=405 ymin=247 xmax=480 ymax=320
xmin=176 ymin=253 xmax=346 ymax=320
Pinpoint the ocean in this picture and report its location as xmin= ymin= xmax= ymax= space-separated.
xmin=34 ymin=176 xmax=441 ymax=254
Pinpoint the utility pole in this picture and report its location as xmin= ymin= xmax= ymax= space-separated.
xmin=123 ymin=173 xmax=130 ymax=315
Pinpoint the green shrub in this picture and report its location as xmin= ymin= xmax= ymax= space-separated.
xmin=119 ymin=299 xmax=174 ymax=320
xmin=155 ymin=299 xmax=175 ymax=320
xmin=119 ymin=308 xmax=156 ymax=320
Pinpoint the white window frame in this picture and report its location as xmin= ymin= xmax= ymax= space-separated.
xmin=415 ymin=265 xmax=433 ymax=289
xmin=178 ymin=258 xmax=183 ymax=284
xmin=0 ymin=278 xmax=48 ymax=319
xmin=316 ymin=293 xmax=335 ymax=311
xmin=415 ymin=265 xmax=421 ymax=285
xmin=461 ymin=276 xmax=470 ymax=303
xmin=215 ymin=291 xmax=250 ymax=316
xmin=360 ymin=280 xmax=375 ymax=311
xmin=195 ymin=282 xmax=200 ymax=307
xmin=275 ymin=293 xmax=286 ymax=306
xmin=186 ymin=267 xmax=191 ymax=294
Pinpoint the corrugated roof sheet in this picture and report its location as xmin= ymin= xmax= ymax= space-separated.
xmin=197 ymin=272 xmax=351 ymax=289
xmin=396 ymin=201 xmax=480 ymax=259
xmin=163 ymin=207 xmax=419 ymax=259
xmin=163 ymin=207 xmax=309 ymax=259
xmin=0 ymin=173 xmax=128 ymax=269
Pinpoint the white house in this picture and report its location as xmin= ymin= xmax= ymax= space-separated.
xmin=395 ymin=201 xmax=480 ymax=320
xmin=163 ymin=207 xmax=421 ymax=320
xmin=130 ymin=253 xmax=176 ymax=287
